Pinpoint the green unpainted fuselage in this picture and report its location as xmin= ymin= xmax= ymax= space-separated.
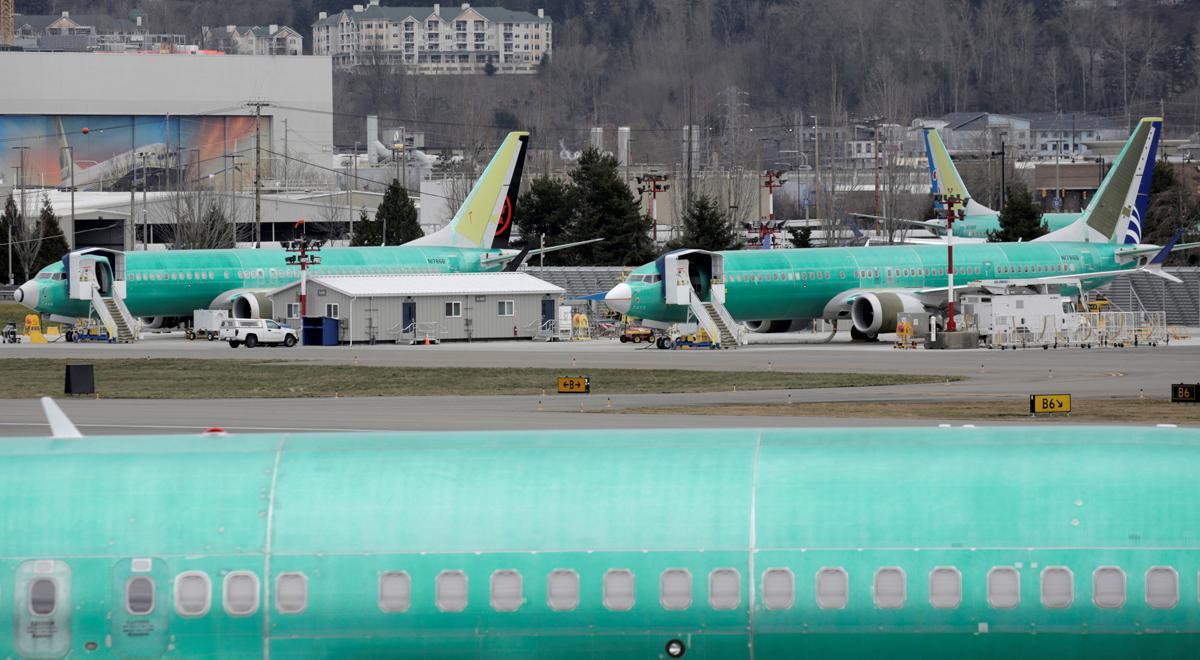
xmin=27 ymin=245 xmax=509 ymax=319
xmin=620 ymin=241 xmax=1129 ymax=324
xmin=1 ymin=425 xmax=1198 ymax=658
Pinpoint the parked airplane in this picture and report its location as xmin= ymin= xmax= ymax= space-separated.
xmin=899 ymin=126 xmax=1093 ymax=240
xmin=6 ymin=399 xmax=1200 ymax=657
xmin=16 ymin=132 xmax=588 ymax=327
xmin=605 ymin=118 xmax=1194 ymax=339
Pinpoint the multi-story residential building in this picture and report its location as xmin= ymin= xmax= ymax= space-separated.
xmin=202 ymin=24 xmax=304 ymax=55
xmin=1018 ymin=112 xmax=1124 ymax=157
xmin=914 ymin=112 xmax=1126 ymax=158
xmin=312 ymin=1 xmax=552 ymax=73
xmin=11 ymin=10 xmax=188 ymax=53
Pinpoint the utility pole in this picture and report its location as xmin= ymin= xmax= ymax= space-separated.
xmin=282 ymin=117 xmax=289 ymax=190
xmin=140 ymin=152 xmax=149 ymax=250
xmin=873 ymin=121 xmax=882 ymax=218
xmin=246 ymin=101 xmax=271 ymax=248
xmin=938 ymin=194 xmax=964 ymax=333
xmin=991 ymin=132 xmax=1008 ymax=209
xmin=12 ymin=146 xmax=29 ymax=281
xmin=636 ymin=174 xmax=670 ymax=243
xmin=812 ymin=115 xmax=821 ymax=223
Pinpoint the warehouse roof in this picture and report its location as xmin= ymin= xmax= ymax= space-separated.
xmin=272 ymin=272 xmax=564 ymax=298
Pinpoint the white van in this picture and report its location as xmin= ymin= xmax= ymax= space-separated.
xmin=219 ymin=319 xmax=298 ymax=348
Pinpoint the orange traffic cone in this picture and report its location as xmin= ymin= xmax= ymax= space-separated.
xmin=424 ymin=335 xmax=430 ymax=346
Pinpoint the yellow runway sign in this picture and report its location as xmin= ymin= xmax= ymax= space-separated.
xmin=1030 ymin=394 xmax=1071 ymax=415
xmin=557 ymin=376 xmax=591 ymax=394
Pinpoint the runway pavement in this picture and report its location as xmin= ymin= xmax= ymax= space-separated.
xmin=1 ymin=333 xmax=1197 ymax=436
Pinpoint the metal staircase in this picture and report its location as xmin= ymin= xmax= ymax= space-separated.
xmin=686 ymin=295 xmax=740 ymax=348
xmin=701 ymin=301 xmax=738 ymax=347
xmin=91 ymin=290 xmax=138 ymax=342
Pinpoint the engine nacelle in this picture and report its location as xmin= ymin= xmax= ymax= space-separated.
xmin=230 ymin=292 xmax=273 ymax=319
xmin=850 ymin=292 xmax=925 ymax=336
xmin=140 ymin=316 xmax=184 ymax=330
xmin=745 ymin=319 xmax=810 ymax=333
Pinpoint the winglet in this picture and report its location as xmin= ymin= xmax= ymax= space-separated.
xmin=41 ymin=397 xmax=83 ymax=439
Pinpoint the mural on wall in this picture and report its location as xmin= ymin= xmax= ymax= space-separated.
xmin=0 ymin=115 xmax=268 ymax=192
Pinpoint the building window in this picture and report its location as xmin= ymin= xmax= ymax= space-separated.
xmin=29 ymin=579 xmax=56 ymax=616
xmin=325 ymin=303 xmax=339 ymax=318
xmin=1093 ymin=567 xmax=1126 ymax=609
xmin=436 ymin=571 xmax=468 ymax=612
xmin=708 ymin=569 xmax=740 ymax=610
xmin=286 ymin=303 xmax=300 ymax=318
xmin=816 ymin=568 xmax=848 ymax=609
xmin=223 ymin=572 xmax=260 ymax=616
xmin=929 ymin=567 xmax=961 ymax=609
xmin=660 ymin=569 xmax=692 ymax=610
xmin=987 ymin=567 xmax=1020 ymax=609
xmin=1146 ymin=567 xmax=1178 ymax=609
xmin=445 ymin=301 xmax=462 ymax=317
xmin=873 ymin=567 xmax=905 ymax=609
xmin=1041 ymin=567 xmax=1073 ymax=608
xmin=490 ymin=570 xmax=522 ymax=612
xmin=126 ymin=577 xmax=155 ymax=615
xmin=276 ymin=573 xmax=308 ymax=614
xmin=762 ymin=568 xmax=794 ymax=610
xmin=498 ymin=300 xmax=514 ymax=316
xmin=175 ymin=572 xmax=211 ymax=617
xmin=603 ymin=569 xmax=635 ymax=611
xmin=547 ymin=569 xmax=579 ymax=611
xmin=379 ymin=572 xmax=412 ymax=613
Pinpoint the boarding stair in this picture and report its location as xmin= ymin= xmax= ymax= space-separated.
xmin=686 ymin=294 xmax=741 ymax=349
xmin=91 ymin=290 xmax=138 ymax=342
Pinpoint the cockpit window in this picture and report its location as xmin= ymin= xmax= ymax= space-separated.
xmin=37 ymin=272 xmax=52 ymax=279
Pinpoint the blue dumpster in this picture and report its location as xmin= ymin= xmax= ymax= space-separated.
xmin=302 ymin=316 xmax=340 ymax=346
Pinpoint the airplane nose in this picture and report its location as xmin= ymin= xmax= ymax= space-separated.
xmin=15 ymin=280 xmax=38 ymax=310
xmin=604 ymin=282 xmax=632 ymax=315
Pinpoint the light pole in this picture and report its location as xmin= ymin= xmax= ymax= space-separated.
xmin=11 ymin=147 xmax=29 ymax=284
xmin=991 ymin=131 xmax=1008 ymax=209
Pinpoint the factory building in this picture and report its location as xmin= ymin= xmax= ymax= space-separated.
xmin=268 ymin=272 xmax=564 ymax=344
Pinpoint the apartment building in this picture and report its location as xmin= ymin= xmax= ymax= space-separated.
xmin=11 ymin=10 xmax=188 ymax=53
xmin=202 ymin=24 xmax=304 ymax=55
xmin=312 ymin=1 xmax=551 ymax=73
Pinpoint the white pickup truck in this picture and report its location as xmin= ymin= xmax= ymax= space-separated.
xmin=219 ymin=319 xmax=298 ymax=348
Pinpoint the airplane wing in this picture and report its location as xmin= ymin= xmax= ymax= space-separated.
xmin=479 ymin=238 xmax=603 ymax=268
xmin=852 ymin=212 xmax=946 ymax=233
xmin=896 ymin=236 xmax=988 ymax=246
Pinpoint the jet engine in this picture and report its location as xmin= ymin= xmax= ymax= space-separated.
xmin=745 ymin=319 xmax=810 ymax=333
xmin=230 ymin=292 xmax=273 ymax=319
xmin=850 ymin=292 xmax=925 ymax=337
xmin=140 ymin=316 xmax=185 ymax=330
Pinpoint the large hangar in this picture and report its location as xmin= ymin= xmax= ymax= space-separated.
xmin=0 ymin=51 xmax=333 ymax=249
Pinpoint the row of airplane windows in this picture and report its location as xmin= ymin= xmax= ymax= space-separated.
xmin=726 ymin=262 xmax=1077 ymax=285
xmin=21 ymin=564 xmax=1186 ymax=619
xmin=126 ymin=266 xmax=445 ymax=283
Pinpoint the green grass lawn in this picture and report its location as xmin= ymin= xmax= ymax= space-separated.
xmin=0 ymin=358 xmax=957 ymax=399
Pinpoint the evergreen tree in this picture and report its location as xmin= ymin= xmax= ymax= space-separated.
xmin=0 ymin=195 xmax=16 ymax=284
xmin=564 ymin=148 xmax=654 ymax=266
xmin=34 ymin=196 xmax=69 ymax=274
xmin=667 ymin=194 xmax=740 ymax=251
xmin=988 ymin=185 xmax=1047 ymax=242
xmin=349 ymin=208 xmax=380 ymax=247
xmin=786 ymin=225 xmax=813 ymax=248
xmin=1144 ymin=162 xmax=1200 ymax=265
xmin=376 ymin=179 xmax=422 ymax=245
xmin=514 ymin=176 xmax=574 ymax=264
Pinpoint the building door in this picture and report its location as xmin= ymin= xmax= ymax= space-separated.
xmin=110 ymin=557 xmax=169 ymax=657
xmin=541 ymin=298 xmax=555 ymax=327
xmin=402 ymin=301 xmax=417 ymax=333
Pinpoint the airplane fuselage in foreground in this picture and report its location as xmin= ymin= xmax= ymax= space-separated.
xmin=2 ymin=425 xmax=1199 ymax=658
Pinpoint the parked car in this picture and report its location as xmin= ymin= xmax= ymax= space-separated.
xmin=219 ymin=319 xmax=298 ymax=348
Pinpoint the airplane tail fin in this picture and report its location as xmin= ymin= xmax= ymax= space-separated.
xmin=408 ymin=132 xmax=529 ymax=249
xmin=1041 ymin=118 xmax=1160 ymax=244
xmin=924 ymin=126 xmax=994 ymax=217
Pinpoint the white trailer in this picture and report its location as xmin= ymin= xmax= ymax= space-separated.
xmin=188 ymin=309 xmax=230 ymax=341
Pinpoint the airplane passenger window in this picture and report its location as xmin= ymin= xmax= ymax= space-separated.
xmin=490 ymin=570 xmax=522 ymax=612
xmin=547 ymin=569 xmax=579 ymax=611
xmin=929 ymin=567 xmax=961 ymax=609
xmin=603 ymin=569 xmax=635 ymax=611
xmin=1093 ymin=567 xmax=1125 ymax=609
xmin=223 ymin=571 xmax=260 ymax=616
xmin=1146 ymin=567 xmax=1178 ymax=609
xmin=660 ymin=569 xmax=692 ymax=610
xmin=126 ymin=577 xmax=155 ymax=615
xmin=987 ymin=567 xmax=1020 ymax=609
xmin=379 ymin=572 xmax=411 ymax=613
xmin=873 ymin=567 xmax=905 ymax=609
xmin=276 ymin=573 xmax=308 ymax=614
xmin=436 ymin=570 xmax=468 ymax=612
xmin=1041 ymin=567 xmax=1073 ymax=608
xmin=29 ymin=578 xmax=56 ymax=616
xmin=708 ymin=569 xmax=740 ymax=610
xmin=762 ymin=568 xmax=794 ymax=610
xmin=174 ymin=572 xmax=211 ymax=617
xmin=816 ymin=568 xmax=848 ymax=609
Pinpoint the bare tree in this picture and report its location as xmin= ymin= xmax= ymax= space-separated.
xmin=157 ymin=187 xmax=237 ymax=250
